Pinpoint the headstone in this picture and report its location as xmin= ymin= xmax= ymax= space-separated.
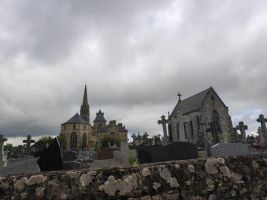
xmin=132 ymin=133 xmax=136 ymax=145
xmin=62 ymin=150 xmax=77 ymax=162
xmin=137 ymin=142 xmax=198 ymax=164
xmin=62 ymin=161 xmax=81 ymax=170
xmin=98 ymin=148 xmax=119 ymax=160
xmin=236 ymin=121 xmax=248 ymax=144
xmin=257 ymin=115 xmax=267 ymax=149
xmin=108 ymin=142 xmax=111 ymax=148
xmin=23 ymin=135 xmax=35 ymax=155
xmin=211 ymin=143 xmax=249 ymax=157
xmin=0 ymin=134 xmax=8 ymax=172
xmin=78 ymin=150 xmax=89 ymax=160
xmin=1 ymin=157 xmax=40 ymax=176
xmin=35 ymin=137 xmax=63 ymax=171
xmin=158 ymin=115 xmax=170 ymax=145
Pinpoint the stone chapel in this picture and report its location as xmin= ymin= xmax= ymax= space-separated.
xmin=61 ymin=85 xmax=128 ymax=149
xmin=166 ymin=87 xmax=235 ymax=144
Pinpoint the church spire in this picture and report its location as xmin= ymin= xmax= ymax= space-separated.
xmin=80 ymin=85 xmax=90 ymax=123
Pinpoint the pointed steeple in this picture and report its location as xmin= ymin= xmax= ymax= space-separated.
xmin=80 ymin=85 xmax=90 ymax=123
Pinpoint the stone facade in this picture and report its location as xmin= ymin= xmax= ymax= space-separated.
xmin=168 ymin=87 xmax=235 ymax=144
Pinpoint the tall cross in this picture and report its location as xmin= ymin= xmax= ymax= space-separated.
xmin=236 ymin=121 xmax=248 ymax=144
xmin=206 ymin=121 xmax=220 ymax=144
xmin=158 ymin=115 xmax=170 ymax=145
xmin=257 ymin=114 xmax=267 ymax=137
xmin=177 ymin=93 xmax=182 ymax=101
xmin=131 ymin=133 xmax=136 ymax=145
xmin=23 ymin=135 xmax=35 ymax=155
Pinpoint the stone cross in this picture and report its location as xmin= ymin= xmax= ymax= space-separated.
xmin=23 ymin=135 xmax=35 ymax=155
xmin=223 ymin=131 xmax=228 ymax=143
xmin=177 ymin=93 xmax=182 ymax=101
xmin=108 ymin=142 xmax=111 ymax=148
xmin=143 ymin=132 xmax=149 ymax=144
xmin=158 ymin=115 xmax=170 ymax=145
xmin=46 ymin=143 xmax=49 ymax=148
xmin=206 ymin=121 xmax=220 ymax=144
xmin=131 ymin=133 xmax=136 ymax=145
xmin=152 ymin=136 xmax=155 ymax=145
xmin=257 ymin=126 xmax=267 ymax=148
xmin=257 ymin=114 xmax=267 ymax=137
xmin=0 ymin=134 xmax=8 ymax=171
xmin=236 ymin=121 xmax=248 ymax=144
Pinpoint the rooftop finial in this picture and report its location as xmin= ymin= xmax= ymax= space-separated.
xmin=177 ymin=92 xmax=182 ymax=102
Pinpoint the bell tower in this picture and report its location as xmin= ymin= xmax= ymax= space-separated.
xmin=80 ymin=85 xmax=90 ymax=123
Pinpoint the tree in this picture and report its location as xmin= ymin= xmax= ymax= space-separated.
xmin=58 ymin=132 xmax=67 ymax=149
xmin=4 ymin=143 xmax=13 ymax=151
xmin=33 ymin=136 xmax=54 ymax=150
xmin=100 ymin=135 xmax=120 ymax=148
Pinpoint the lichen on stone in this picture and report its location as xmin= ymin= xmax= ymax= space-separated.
xmin=142 ymin=167 xmax=150 ymax=177
xmin=80 ymin=171 xmax=97 ymax=187
xmin=188 ymin=165 xmax=195 ymax=173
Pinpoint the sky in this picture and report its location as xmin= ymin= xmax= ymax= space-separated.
xmin=1 ymin=0 xmax=267 ymax=146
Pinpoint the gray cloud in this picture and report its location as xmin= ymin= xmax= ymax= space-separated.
xmin=1 ymin=0 xmax=267 ymax=145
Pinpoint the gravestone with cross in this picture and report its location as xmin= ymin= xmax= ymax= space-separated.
xmin=0 ymin=134 xmax=8 ymax=171
xmin=131 ymin=133 xmax=136 ymax=145
xmin=143 ymin=132 xmax=149 ymax=145
xmin=158 ymin=115 xmax=170 ymax=145
xmin=257 ymin=115 xmax=267 ymax=149
xmin=236 ymin=121 xmax=248 ymax=144
xmin=23 ymin=135 xmax=35 ymax=155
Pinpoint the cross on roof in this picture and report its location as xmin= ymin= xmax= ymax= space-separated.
xmin=177 ymin=93 xmax=182 ymax=101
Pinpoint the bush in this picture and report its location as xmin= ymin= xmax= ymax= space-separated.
xmin=33 ymin=136 xmax=54 ymax=150
xmin=128 ymin=149 xmax=138 ymax=165
xmin=100 ymin=135 xmax=120 ymax=148
xmin=92 ymin=143 xmax=99 ymax=151
xmin=4 ymin=143 xmax=13 ymax=151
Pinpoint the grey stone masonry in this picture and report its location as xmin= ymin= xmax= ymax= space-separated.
xmin=0 ymin=134 xmax=7 ymax=172
xmin=211 ymin=143 xmax=249 ymax=157
xmin=78 ymin=150 xmax=89 ymax=160
xmin=236 ymin=121 xmax=248 ymax=144
xmin=158 ymin=115 xmax=170 ymax=145
xmin=1 ymin=157 xmax=40 ymax=176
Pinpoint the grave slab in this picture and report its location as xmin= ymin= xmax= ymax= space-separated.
xmin=62 ymin=161 xmax=81 ymax=170
xmin=211 ymin=143 xmax=249 ymax=157
xmin=62 ymin=150 xmax=77 ymax=162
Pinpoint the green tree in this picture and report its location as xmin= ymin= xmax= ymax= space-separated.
xmin=58 ymin=132 xmax=67 ymax=149
xmin=100 ymin=135 xmax=120 ymax=148
xmin=92 ymin=143 xmax=99 ymax=151
xmin=33 ymin=136 xmax=54 ymax=150
xmin=4 ymin=143 xmax=13 ymax=151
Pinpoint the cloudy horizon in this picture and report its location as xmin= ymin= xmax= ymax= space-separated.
xmin=1 ymin=0 xmax=267 ymax=146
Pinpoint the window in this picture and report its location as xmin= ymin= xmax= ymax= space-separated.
xmin=64 ymin=125 xmax=66 ymax=130
xmin=176 ymin=123 xmax=179 ymax=138
xmin=111 ymin=132 xmax=114 ymax=136
xmin=197 ymin=116 xmax=200 ymax=130
xmin=211 ymin=96 xmax=214 ymax=101
xmin=190 ymin=121 xmax=194 ymax=136
xmin=82 ymin=133 xmax=87 ymax=148
xmin=73 ymin=124 xmax=76 ymax=130
xmin=184 ymin=122 xmax=188 ymax=139
xmin=70 ymin=132 xmax=77 ymax=148
xmin=212 ymin=110 xmax=220 ymax=128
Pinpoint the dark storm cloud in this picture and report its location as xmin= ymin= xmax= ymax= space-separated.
xmin=1 ymin=0 xmax=267 ymax=145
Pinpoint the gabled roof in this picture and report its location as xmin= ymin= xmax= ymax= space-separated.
xmin=93 ymin=110 xmax=106 ymax=122
xmin=170 ymin=87 xmax=227 ymax=117
xmin=62 ymin=113 xmax=88 ymax=124
xmin=99 ymin=124 xmax=128 ymax=132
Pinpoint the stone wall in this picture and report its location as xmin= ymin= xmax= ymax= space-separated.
xmin=0 ymin=153 xmax=267 ymax=200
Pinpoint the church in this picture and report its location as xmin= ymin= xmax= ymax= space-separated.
xmin=166 ymin=87 xmax=235 ymax=144
xmin=61 ymin=85 xmax=128 ymax=149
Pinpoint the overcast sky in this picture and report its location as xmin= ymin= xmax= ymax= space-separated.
xmin=1 ymin=0 xmax=267 ymax=146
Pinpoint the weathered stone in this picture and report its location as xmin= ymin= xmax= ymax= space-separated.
xmin=211 ymin=143 xmax=249 ymax=157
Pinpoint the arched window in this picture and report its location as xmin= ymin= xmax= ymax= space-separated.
xmin=190 ymin=121 xmax=194 ymax=136
xmin=176 ymin=123 xmax=179 ymax=138
xmin=82 ymin=133 xmax=87 ymax=148
xmin=70 ymin=132 xmax=77 ymax=149
xmin=73 ymin=124 xmax=76 ymax=130
xmin=212 ymin=110 xmax=220 ymax=128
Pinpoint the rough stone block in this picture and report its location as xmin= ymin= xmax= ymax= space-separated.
xmin=211 ymin=143 xmax=249 ymax=157
xmin=62 ymin=161 xmax=81 ymax=170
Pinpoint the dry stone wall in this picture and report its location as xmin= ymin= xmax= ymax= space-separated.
xmin=0 ymin=153 xmax=267 ymax=200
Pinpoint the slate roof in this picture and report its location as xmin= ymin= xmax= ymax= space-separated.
xmin=99 ymin=124 xmax=128 ymax=132
xmin=170 ymin=87 xmax=226 ymax=117
xmin=93 ymin=110 xmax=106 ymax=122
xmin=62 ymin=113 xmax=88 ymax=124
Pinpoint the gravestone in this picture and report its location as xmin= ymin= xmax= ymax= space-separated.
xmin=236 ymin=121 xmax=248 ymax=144
xmin=98 ymin=148 xmax=119 ymax=160
xmin=211 ymin=143 xmax=249 ymax=157
xmin=1 ymin=157 xmax=40 ymax=176
xmin=0 ymin=134 xmax=8 ymax=172
xmin=62 ymin=150 xmax=77 ymax=162
xmin=62 ymin=161 xmax=81 ymax=170
xmin=78 ymin=150 xmax=89 ymax=160
xmin=158 ymin=115 xmax=170 ymax=145
xmin=23 ymin=135 xmax=35 ymax=155
xmin=35 ymin=137 xmax=63 ymax=171
xmin=138 ymin=142 xmax=198 ymax=164
xmin=257 ymin=115 xmax=267 ymax=150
